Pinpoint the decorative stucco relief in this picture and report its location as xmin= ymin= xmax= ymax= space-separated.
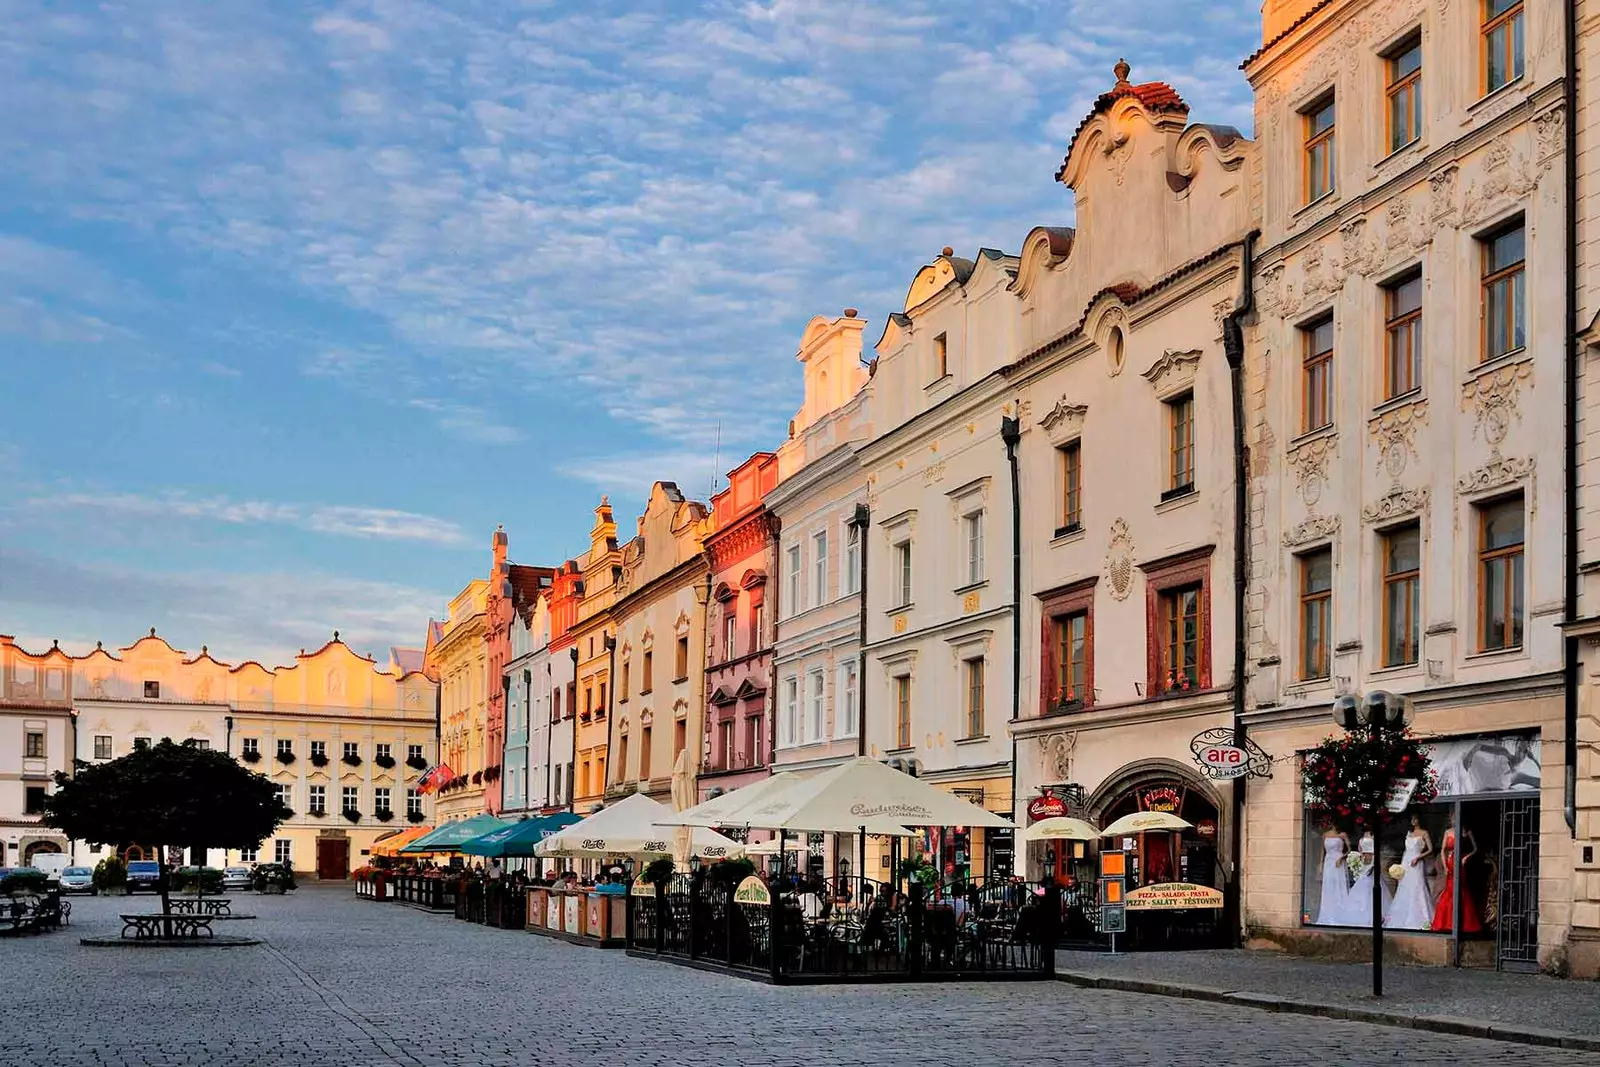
xmin=1461 ymin=138 xmax=1539 ymax=226
xmin=1457 ymin=454 xmax=1535 ymax=497
xmin=1364 ymin=486 xmax=1431 ymax=525
xmin=1038 ymin=398 xmax=1088 ymax=442
xmin=1369 ymin=400 xmax=1428 ymax=485
xmin=1105 ymin=519 xmax=1137 ymax=601
xmin=1462 ymin=357 xmax=1533 ymax=449
xmin=1283 ymin=514 xmax=1341 ymax=549
xmin=1429 ymin=163 xmax=1459 ymax=225
xmin=1042 ymin=731 xmax=1078 ymax=783
xmin=1285 ymin=433 xmax=1337 ymax=509
xmin=1534 ymin=105 xmax=1566 ymax=168
xmin=1140 ymin=349 xmax=1203 ymax=398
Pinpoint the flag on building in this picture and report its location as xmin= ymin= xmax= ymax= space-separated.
xmin=418 ymin=763 xmax=452 ymax=795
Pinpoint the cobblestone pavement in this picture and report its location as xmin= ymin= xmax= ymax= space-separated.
xmin=1057 ymin=947 xmax=1600 ymax=1043
xmin=4 ymin=887 xmax=1599 ymax=1066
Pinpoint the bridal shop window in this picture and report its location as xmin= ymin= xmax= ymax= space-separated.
xmin=1299 ymin=732 xmax=1541 ymax=965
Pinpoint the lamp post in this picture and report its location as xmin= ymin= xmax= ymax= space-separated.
xmin=1330 ymin=690 xmax=1413 ymax=998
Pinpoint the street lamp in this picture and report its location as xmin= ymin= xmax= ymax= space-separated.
xmin=1330 ymin=689 xmax=1413 ymax=998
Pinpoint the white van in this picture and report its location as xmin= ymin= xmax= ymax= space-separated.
xmin=31 ymin=853 xmax=71 ymax=881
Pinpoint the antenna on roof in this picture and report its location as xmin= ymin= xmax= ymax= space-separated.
xmin=709 ymin=420 xmax=722 ymax=497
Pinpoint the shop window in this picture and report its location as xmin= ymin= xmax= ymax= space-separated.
xmin=1382 ymin=524 xmax=1422 ymax=667
xmin=1385 ymin=35 xmax=1422 ymax=154
xmin=1301 ymin=316 xmax=1334 ymax=432
xmin=1298 ymin=547 xmax=1333 ymax=681
xmin=1141 ymin=547 xmax=1213 ymax=697
xmin=1037 ymin=576 xmax=1095 ymax=714
xmin=1477 ymin=494 xmax=1525 ymax=651
xmin=1383 ymin=272 xmax=1422 ymax=400
xmin=1482 ymin=0 xmax=1524 ymax=94
xmin=1481 ymin=220 xmax=1525 ymax=363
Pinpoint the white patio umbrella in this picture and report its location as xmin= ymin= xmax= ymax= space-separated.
xmin=728 ymin=756 xmax=1013 ymax=833
xmin=656 ymin=771 xmax=811 ymax=828
xmin=1018 ymin=816 xmax=1101 ymax=843
xmin=533 ymin=792 xmax=746 ymax=859
xmin=742 ymin=837 xmax=807 ymax=856
xmin=1099 ymin=811 xmax=1192 ymax=837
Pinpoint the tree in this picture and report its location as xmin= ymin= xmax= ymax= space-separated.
xmin=44 ymin=739 xmax=290 ymax=933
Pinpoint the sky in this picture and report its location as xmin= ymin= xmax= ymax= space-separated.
xmin=0 ymin=0 xmax=1261 ymax=667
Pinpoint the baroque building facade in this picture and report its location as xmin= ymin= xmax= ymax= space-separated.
xmin=429 ymin=578 xmax=490 ymax=823
xmin=569 ymin=499 xmax=622 ymax=817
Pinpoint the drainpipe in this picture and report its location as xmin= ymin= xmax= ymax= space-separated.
xmin=1564 ymin=0 xmax=1580 ymax=836
xmin=1000 ymin=415 xmax=1023 ymax=879
xmin=1221 ymin=231 xmax=1257 ymax=947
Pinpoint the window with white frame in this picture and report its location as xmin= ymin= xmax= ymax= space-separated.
xmin=837 ymin=660 xmax=859 ymax=738
xmin=342 ymin=786 xmax=359 ymax=813
xmin=407 ymin=788 xmax=422 ymax=815
xmin=308 ymin=785 xmax=326 ymax=814
xmin=812 ymin=530 xmax=828 ymax=605
xmin=277 ymin=738 xmax=293 ymax=757
xmin=894 ymin=540 xmax=913 ymax=607
xmin=376 ymin=742 xmax=392 ymax=762
xmin=964 ymin=510 xmax=985 ymax=586
xmin=781 ymin=676 xmax=799 ymax=747
xmin=844 ymin=523 xmax=862 ymax=594
xmin=723 ymin=609 xmax=737 ymax=662
xmin=807 ymin=670 xmax=825 ymax=743
xmin=274 ymin=840 xmax=292 ymax=865
xmin=275 ymin=784 xmax=292 ymax=810
xmin=374 ymin=787 xmax=391 ymax=813
xmin=407 ymin=743 xmax=424 ymax=764
xmin=240 ymin=846 xmax=258 ymax=863
xmin=786 ymin=545 xmax=803 ymax=616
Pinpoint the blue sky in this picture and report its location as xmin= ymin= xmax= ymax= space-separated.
xmin=0 ymin=0 xmax=1260 ymax=665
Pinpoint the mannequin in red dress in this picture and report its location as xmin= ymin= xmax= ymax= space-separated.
xmin=1431 ymin=828 xmax=1483 ymax=933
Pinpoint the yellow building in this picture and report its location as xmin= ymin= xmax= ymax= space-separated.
xmin=570 ymin=499 xmax=622 ymax=816
xmin=429 ymin=579 xmax=489 ymax=823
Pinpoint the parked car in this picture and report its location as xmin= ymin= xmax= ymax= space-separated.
xmin=58 ymin=867 xmax=95 ymax=895
xmin=222 ymin=866 xmax=253 ymax=892
xmin=32 ymin=854 xmax=71 ymax=882
xmin=125 ymin=860 xmax=161 ymax=892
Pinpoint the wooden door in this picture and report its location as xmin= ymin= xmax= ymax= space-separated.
xmin=316 ymin=838 xmax=349 ymax=880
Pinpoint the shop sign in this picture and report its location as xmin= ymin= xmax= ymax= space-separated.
xmin=1101 ymin=904 xmax=1127 ymax=933
xmin=630 ymin=878 xmax=658 ymax=898
xmin=1142 ymin=786 xmax=1182 ymax=813
xmin=1190 ymin=727 xmax=1275 ymax=780
xmin=1027 ymin=795 xmax=1067 ymax=822
xmin=733 ymin=876 xmax=771 ymax=906
xmin=1125 ymin=882 xmax=1225 ymax=911
xmin=1194 ymin=744 xmax=1250 ymax=779
xmin=1384 ymin=778 xmax=1419 ymax=813
xmin=1195 ymin=818 xmax=1218 ymax=840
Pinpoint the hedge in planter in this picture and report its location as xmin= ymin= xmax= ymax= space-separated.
xmin=94 ymin=856 xmax=127 ymax=894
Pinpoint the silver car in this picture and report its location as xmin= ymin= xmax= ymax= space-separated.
xmin=58 ymin=866 xmax=95 ymax=895
xmin=221 ymin=865 xmax=253 ymax=892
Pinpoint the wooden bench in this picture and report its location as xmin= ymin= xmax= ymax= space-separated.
xmin=0 ymin=895 xmax=67 ymax=936
xmin=120 ymin=913 xmax=215 ymax=940
xmin=167 ymin=897 xmax=232 ymax=916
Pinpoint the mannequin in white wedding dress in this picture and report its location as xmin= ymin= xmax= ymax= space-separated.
xmin=1386 ymin=814 xmax=1436 ymax=930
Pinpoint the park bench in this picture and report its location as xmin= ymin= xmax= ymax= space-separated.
xmin=120 ymin=913 xmax=215 ymax=940
xmin=167 ymin=897 xmax=232 ymax=916
xmin=0 ymin=895 xmax=67 ymax=936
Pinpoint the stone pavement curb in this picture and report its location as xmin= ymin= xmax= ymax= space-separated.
xmin=1053 ymin=969 xmax=1600 ymax=1053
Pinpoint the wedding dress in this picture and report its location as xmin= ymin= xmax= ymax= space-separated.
xmin=1386 ymin=831 xmax=1435 ymax=930
xmin=1347 ymin=833 xmax=1392 ymax=924
xmin=1314 ymin=835 xmax=1351 ymax=925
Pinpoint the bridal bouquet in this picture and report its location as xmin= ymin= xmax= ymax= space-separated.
xmin=1388 ymin=863 xmax=1406 ymax=881
xmin=1345 ymin=853 xmax=1368 ymax=880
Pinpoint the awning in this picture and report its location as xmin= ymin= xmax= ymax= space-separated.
xmin=459 ymin=813 xmax=582 ymax=858
xmin=534 ymin=793 xmax=746 ymax=859
xmin=369 ymin=824 xmax=435 ymax=856
xmin=723 ymin=757 xmax=1014 ymax=833
xmin=660 ymin=769 xmax=914 ymax=836
xmin=400 ymin=813 xmax=512 ymax=854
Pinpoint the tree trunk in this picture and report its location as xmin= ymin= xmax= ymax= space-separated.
xmin=158 ymin=858 xmax=172 ymax=940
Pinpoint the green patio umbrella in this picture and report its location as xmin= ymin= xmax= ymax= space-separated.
xmin=459 ymin=813 xmax=582 ymax=858
xmin=399 ymin=813 xmax=512 ymax=854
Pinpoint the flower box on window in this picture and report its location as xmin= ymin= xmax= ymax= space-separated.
xmin=406 ymin=754 xmax=428 ymax=771
xmin=342 ymin=808 xmax=361 ymax=824
xmin=407 ymin=809 xmax=426 ymax=823
xmin=374 ymin=808 xmax=394 ymax=822
xmin=308 ymin=807 xmax=326 ymax=818
xmin=241 ymin=750 xmax=261 ymax=764
xmin=310 ymin=753 xmax=330 ymax=767
xmin=342 ymin=753 xmax=362 ymax=768
xmin=276 ymin=751 xmax=296 ymax=766
xmin=374 ymin=754 xmax=396 ymax=769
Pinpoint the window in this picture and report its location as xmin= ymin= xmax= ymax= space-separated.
xmin=723 ymin=610 xmax=738 ymax=662
xmin=1478 ymin=495 xmax=1525 ymax=651
xmin=1303 ymin=95 xmax=1335 ymax=202
xmin=964 ymin=511 xmax=985 ymax=586
xmin=618 ymin=732 xmax=629 ymax=781
xmin=845 ymin=524 xmax=862 ymax=594
xmin=750 ymin=601 xmax=765 ymax=652
xmin=1482 ymin=222 xmax=1525 ymax=362
xmin=1059 ymin=442 xmax=1082 ymax=534
xmin=964 ymin=659 xmax=985 ymax=739
xmin=597 ymin=682 xmax=607 ymax=717
xmin=1166 ymin=394 xmax=1195 ymax=494
xmin=1056 ymin=613 xmax=1089 ymax=706
xmin=674 ymin=636 xmax=689 ymax=681
xmin=620 ymin=660 xmax=629 ymax=700
xmin=583 ymin=687 xmax=593 ymax=719
xmin=189 ymin=738 xmax=209 ymax=750
xmin=24 ymin=787 xmax=44 ymax=815
xmin=565 ymin=682 xmax=576 ymax=718
xmin=376 ymin=743 xmax=391 ymax=762
xmin=274 ymin=840 xmax=292 ymax=865
xmin=719 ymin=720 xmax=735 ymax=768
xmin=786 ymin=545 xmax=803 ymax=615
xmin=895 ymin=541 xmax=913 ymax=607
xmin=407 ymin=789 xmax=422 ymax=816
xmin=553 ymin=764 xmax=564 ymax=804
xmin=94 ymin=735 xmax=113 ymax=760
xmin=24 ymin=731 xmax=44 ymax=759
xmin=311 ymin=740 xmax=327 ymax=761
xmin=640 ymin=726 xmax=652 ymax=780
xmin=1299 ymin=548 xmax=1333 ymax=680
xmin=672 ymin=720 xmax=684 ymax=762
xmin=1382 ymin=524 xmax=1422 ymax=667
xmin=135 ymin=736 xmax=152 ymax=751
xmin=374 ymin=787 xmax=391 ymax=813
xmin=1302 ymin=317 xmax=1333 ymax=432
xmin=240 ymin=846 xmax=258 ymax=863
xmin=1384 ymin=274 xmax=1422 ymax=399
xmin=747 ymin=716 xmax=762 ymax=763
xmin=277 ymin=738 xmax=292 ymax=757
xmin=342 ymin=786 xmax=359 ymax=813
xmin=1386 ymin=37 xmax=1422 ymax=153
xmin=1483 ymin=0 xmax=1524 ymax=93
xmin=343 ymin=742 xmax=359 ymax=761
xmin=642 ymin=651 xmax=653 ymax=694
xmin=308 ymin=786 xmax=326 ymax=814
xmin=782 ymin=677 xmax=798 ymax=747
xmin=894 ymin=676 xmax=912 ymax=750
xmin=808 ymin=671 xmax=825 ymax=743
xmin=407 ymin=743 xmax=423 ymax=763
xmin=838 ymin=661 xmax=859 ymax=738
xmin=143 ymin=680 xmax=160 ymax=699
xmin=1159 ymin=585 xmax=1203 ymax=693
xmin=275 ymin=784 xmax=291 ymax=809
xmin=934 ymin=332 xmax=948 ymax=379
xmin=813 ymin=530 xmax=828 ymax=605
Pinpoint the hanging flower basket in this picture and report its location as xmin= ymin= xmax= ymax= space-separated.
xmin=1301 ymin=724 xmax=1438 ymax=834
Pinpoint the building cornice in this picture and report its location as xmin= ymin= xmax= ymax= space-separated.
xmin=1242 ymin=671 xmax=1564 ymax=730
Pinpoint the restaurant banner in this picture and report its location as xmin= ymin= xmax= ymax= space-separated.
xmin=1124 ymin=882 xmax=1224 ymax=910
xmin=734 ymin=876 xmax=771 ymax=906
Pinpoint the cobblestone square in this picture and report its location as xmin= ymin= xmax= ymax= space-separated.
xmin=0 ymin=886 xmax=1595 ymax=1066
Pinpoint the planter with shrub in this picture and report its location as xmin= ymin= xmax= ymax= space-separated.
xmin=374 ymin=808 xmax=394 ymax=822
xmin=407 ymin=809 xmax=426 ymax=823
xmin=374 ymin=754 xmax=396 ymax=770
xmin=310 ymin=753 xmax=330 ymax=768
xmin=276 ymin=750 xmax=296 ymax=765
xmin=406 ymin=755 xmax=428 ymax=771
xmin=342 ymin=808 xmax=361 ymax=824
xmin=240 ymin=750 xmax=261 ymax=764
xmin=342 ymin=753 xmax=362 ymax=768
xmin=93 ymin=856 xmax=128 ymax=895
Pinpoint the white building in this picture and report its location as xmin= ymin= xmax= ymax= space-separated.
xmin=504 ymin=575 xmax=561 ymax=815
xmin=0 ymin=636 xmax=75 ymax=865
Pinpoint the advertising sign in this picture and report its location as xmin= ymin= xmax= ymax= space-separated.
xmin=1194 ymin=744 xmax=1250 ymax=779
xmin=1100 ymin=877 xmax=1125 ymax=905
xmin=1101 ymin=904 xmax=1127 ymax=933
xmin=1027 ymin=795 xmax=1068 ymax=822
xmin=1384 ymin=778 xmax=1419 ymax=813
xmin=1099 ymin=851 xmax=1127 ymax=878
xmin=1124 ymin=882 xmax=1225 ymax=911
xmin=733 ymin=876 xmax=771 ymax=906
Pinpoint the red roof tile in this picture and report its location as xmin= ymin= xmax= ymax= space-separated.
xmin=1057 ymin=62 xmax=1190 ymax=182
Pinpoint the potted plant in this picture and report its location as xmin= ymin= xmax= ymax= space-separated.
xmin=407 ymin=809 xmax=426 ymax=824
xmin=374 ymin=808 xmax=394 ymax=823
xmin=1 ymin=868 xmax=48 ymax=896
xmin=275 ymin=750 xmax=296 ymax=766
xmin=240 ymin=749 xmax=261 ymax=764
xmin=640 ymin=857 xmax=675 ymax=888
xmin=374 ymin=753 xmax=396 ymax=770
xmin=342 ymin=808 xmax=361 ymax=824
xmin=94 ymin=856 xmax=128 ymax=896
xmin=309 ymin=807 xmax=327 ymax=819
xmin=342 ymin=753 xmax=362 ymax=768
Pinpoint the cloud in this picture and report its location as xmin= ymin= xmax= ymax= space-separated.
xmin=406 ymin=398 xmax=524 ymax=445
xmin=0 ymin=546 xmax=441 ymax=667
xmin=558 ymin=449 xmax=724 ymax=500
xmin=29 ymin=491 xmax=470 ymax=547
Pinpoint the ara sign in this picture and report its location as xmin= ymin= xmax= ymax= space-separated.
xmin=1195 ymin=744 xmax=1250 ymax=779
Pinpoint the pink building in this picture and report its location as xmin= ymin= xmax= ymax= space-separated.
xmin=699 ymin=452 xmax=780 ymax=804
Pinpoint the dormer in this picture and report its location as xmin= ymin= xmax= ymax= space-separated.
xmin=792 ymin=310 xmax=868 ymax=437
